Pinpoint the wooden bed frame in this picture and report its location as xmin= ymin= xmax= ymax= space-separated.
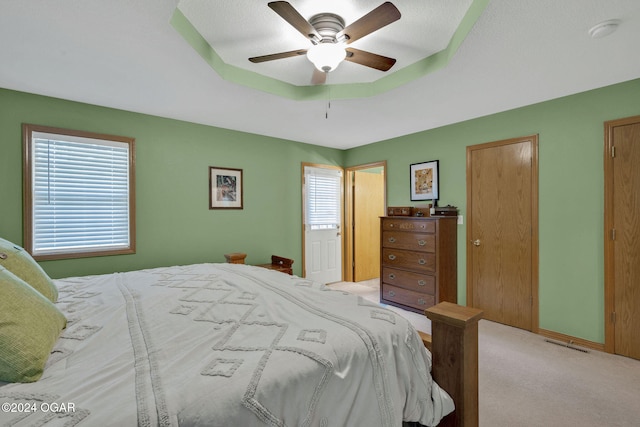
xmin=422 ymin=302 xmax=483 ymax=427
xmin=224 ymin=254 xmax=483 ymax=427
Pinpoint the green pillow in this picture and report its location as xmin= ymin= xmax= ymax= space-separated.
xmin=0 ymin=237 xmax=58 ymax=302
xmin=0 ymin=266 xmax=67 ymax=383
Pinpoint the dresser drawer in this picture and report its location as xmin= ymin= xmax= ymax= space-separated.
xmin=381 ymin=248 xmax=435 ymax=272
xmin=381 ymin=267 xmax=436 ymax=295
xmin=381 ymin=284 xmax=435 ymax=311
xmin=382 ymin=231 xmax=435 ymax=252
xmin=381 ymin=219 xmax=436 ymax=233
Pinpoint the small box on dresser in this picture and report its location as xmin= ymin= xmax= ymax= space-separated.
xmin=386 ymin=206 xmax=413 ymax=216
xmin=380 ymin=216 xmax=457 ymax=313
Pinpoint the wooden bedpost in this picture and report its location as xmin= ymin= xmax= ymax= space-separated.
xmin=425 ymin=302 xmax=483 ymax=427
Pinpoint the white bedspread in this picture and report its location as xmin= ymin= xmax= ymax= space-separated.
xmin=0 ymin=263 xmax=453 ymax=426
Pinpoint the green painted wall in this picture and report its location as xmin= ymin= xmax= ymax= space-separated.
xmin=0 ymin=88 xmax=343 ymax=278
xmin=345 ymin=78 xmax=640 ymax=344
xmin=2 ymin=79 xmax=639 ymax=345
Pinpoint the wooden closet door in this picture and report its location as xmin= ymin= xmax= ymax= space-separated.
xmin=467 ymin=136 xmax=538 ymax=331
xmin=605 ymin=116 xmax=640 ymax=359
xmin=353 ymin=170 xmax=384 ymax=282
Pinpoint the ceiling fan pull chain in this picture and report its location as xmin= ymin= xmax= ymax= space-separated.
xmin=325 ymin=100 xmax=331 ymax=119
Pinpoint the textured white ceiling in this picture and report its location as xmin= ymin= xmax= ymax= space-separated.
xmin=1 ymin=0 xmax=639 ymax=149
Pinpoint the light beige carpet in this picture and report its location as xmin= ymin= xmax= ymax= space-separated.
xmin=329 ymin=280 xmax=640 ymax=427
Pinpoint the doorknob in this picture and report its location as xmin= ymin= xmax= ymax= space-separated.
xmin=472 ymin=239 xmax=481 ymax=246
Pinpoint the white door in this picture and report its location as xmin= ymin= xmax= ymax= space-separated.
xmin=303 ymin=165 xmax=343 ymax=284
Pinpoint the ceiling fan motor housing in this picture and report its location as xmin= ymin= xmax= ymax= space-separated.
xmin=309 ymin=13 xmax=346 ymax=43
xmin=306 ymin=13 xmax=348 ymax=73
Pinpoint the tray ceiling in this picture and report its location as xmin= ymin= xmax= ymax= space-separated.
xmin=1 ymin=0 xmax=639 ymax=149
xmin=176 ymin=0 xmax=476 ymax=92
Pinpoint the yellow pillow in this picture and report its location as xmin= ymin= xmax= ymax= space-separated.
xmin=0 ymin=266 xmax=67 ymax=383
xmin=0 ymin=237 xmax=58 ymax=302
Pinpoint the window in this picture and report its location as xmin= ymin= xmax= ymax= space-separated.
xmin=23 ymin=124 xmax=135 ymax=260
xmin=304 ymin=166 xmax=342 ymax=231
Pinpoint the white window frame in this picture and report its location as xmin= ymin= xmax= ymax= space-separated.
xmin=22 ymin=124 xmax=136 ymax=260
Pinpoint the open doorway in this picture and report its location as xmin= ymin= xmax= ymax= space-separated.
xmin=344 ymin=162 xmax=386 ymax=283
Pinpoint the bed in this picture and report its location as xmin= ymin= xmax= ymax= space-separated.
xmin=0 ymin=260 xmax=480 ymax=427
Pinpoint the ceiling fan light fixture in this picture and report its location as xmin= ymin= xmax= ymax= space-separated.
xmin=307 ymin=42 xmax=346 ymax=73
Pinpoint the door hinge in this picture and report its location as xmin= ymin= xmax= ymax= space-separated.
xmin=611 ymin=311 xmax=616 ymax=324
xmin=611 ymin=229 xmax=616 ymax=240
xmin=611 ymin=146 xmax=616 ymax=158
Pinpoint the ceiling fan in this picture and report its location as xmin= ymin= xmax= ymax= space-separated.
xmin=249 ymin=1 xmax=401 ymax=85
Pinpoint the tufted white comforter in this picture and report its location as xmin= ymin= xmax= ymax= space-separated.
xmin=0 ymin=263 xmax=453 ymax=426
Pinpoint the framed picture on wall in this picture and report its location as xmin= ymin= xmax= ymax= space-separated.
xmin=410 ymin=160 xmax=439 ymax=201
xmin=209 ymin=166 xmax=243 ymax=209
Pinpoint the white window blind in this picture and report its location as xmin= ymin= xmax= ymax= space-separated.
xmin=30 ymin=131 xmax=132 ymax=257
xmin=304 ymin=167 xmax=341 ymax=230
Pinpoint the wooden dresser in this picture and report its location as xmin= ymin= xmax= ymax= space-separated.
xmin=380 ymin=216 xmax=457 ymax=313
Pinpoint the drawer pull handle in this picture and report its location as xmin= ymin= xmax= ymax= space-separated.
xmin=418 ymin=259 xmax=426 ymax=265
xmin=418 ymin=280 xmax=426 ymax=286
xmin=389 ymin=291 xmax=396 ymax=297
xmin=388 ymin=273 xmax=396 ymax=280
xmin=388 ymin=254 xmax=396 ymax=260
xmin=388 ymin=237 xmax=396 ymax=243
xmin=418 ymin=240 xmax=426 ymax=246
xmin=389 ymin=224 xmax=395 ymax=228
xmin=418 ymin=298 xmax=426 ymax=305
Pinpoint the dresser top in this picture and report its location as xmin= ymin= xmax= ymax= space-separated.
xmin=381 ymin=216 xmax=456 ymax=220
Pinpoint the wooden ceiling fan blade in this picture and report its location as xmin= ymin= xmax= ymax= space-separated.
xmin=345 ymin=48 xmax=396 ymax=71
xmin=311 ymin=68 xmax=327 ymax=85
xmin=338 ymin=2 xmax=401 ymax=44
xmin=268 ymin=1 xmax=321 ymax=42
xmin=249 ymin=49 xmax=307 ymax=63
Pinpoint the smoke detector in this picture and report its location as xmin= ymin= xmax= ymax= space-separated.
xmin=588 ymin=19 xmax=621 ymax=39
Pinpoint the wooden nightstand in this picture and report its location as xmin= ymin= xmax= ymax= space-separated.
xmin=223 ymin=253 xmax=294 ymax=275
xmin=257 ymin=255 xmax=294 ymax=275
xmin=224 ymin=252 xmax=247 ymax=264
